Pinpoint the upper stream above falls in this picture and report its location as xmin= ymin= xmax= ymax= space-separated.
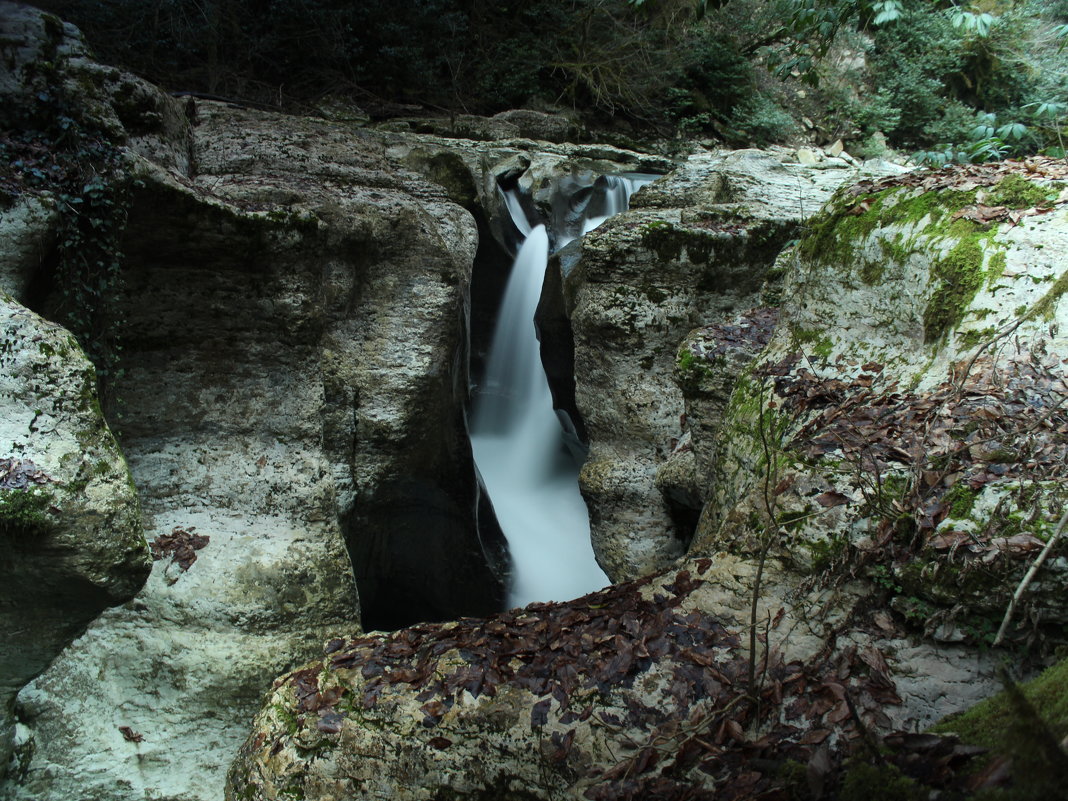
xmin=470 ymin=174 xmax=654 ymax=608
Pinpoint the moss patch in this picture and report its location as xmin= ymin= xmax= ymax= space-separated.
xmin=839 ymin=761 xmax=925 ymax=801
xmin=796 ymin=189 xmax=888 ymax=270
xmin=935 ymin=658 xmax=1068 ymax=748
xmin=640 ymin=221 xmax=714 ymax=264
xmin=807 ymin=534 xmax=847 ymax=571
xmin=797 ymin=183 xmax=1010 ymax=345
xmin=1025 ymin=268 xmax=1068 ymax=322
xmin=932 ymin=658 xmax=1068 ymax=798
xmin=859 ymin=257 xmax=885 ymax=285
xmin=985 ymin=174 xmax=1060 ymax=209
xmin=942 ymin=483 xmax=979 ymax=518
xmin=800 ymin=184 xmax=982 ymax=270
xmin=676 ymin=347 xmax=715 ymax=386
xmin=956 ymin=325 xmax=998 ymax=349
xmin=923 ymin=238 xmax=987 ymax=344
xmin=0 ymin=486 xmax=57 ymax=537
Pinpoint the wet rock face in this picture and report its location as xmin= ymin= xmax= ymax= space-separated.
xmin=383 ymin=136 xmax=674 ymax=399
xmin=0 ymin=296 xmax=149 ymax=780
xmin=560 ymin=149 xmax=870 ymax=582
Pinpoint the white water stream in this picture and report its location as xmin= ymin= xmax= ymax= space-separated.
xmin=470 ymin=174 xmax=652 ymax=608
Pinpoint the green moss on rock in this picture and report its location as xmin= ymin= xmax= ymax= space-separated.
xmin=796 ymin=189 xmax=887 ymax=269
xmin=797 ymin=184 xmax=1012 ymax=337
xmin=1026 ymin=268 xmax=1068 ymax=322
xmin=932 ymin=657 xmax=1068 ymax=799
xmin=839 ymin=761 xmax=925 ymax=801
xmin=935 ymin=658 xmax=1068 ymax=748
xmin=0 ymin=486 xmax=57 ymax=537
xmin=676 ymin=347 xmax=715 ymax=387
xmin=986 ymin=174 xmax=1060 ymax=209
xmin=640 ymin=221 xmax=713 ymax=264
xmin=955 ymin=326 xmax=997 ymax=349
xmin=923 ymin=238 xmax=987 ymax=344
xmin=942 ymin=483 xmax=979 ymax=518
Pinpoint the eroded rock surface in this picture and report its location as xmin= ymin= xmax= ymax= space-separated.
xmin=0 ymin=295 xmax=149 ymax=780
xmin=691 ymin=158 xmax=1068 ymax=651
xmin=558 ymin=149 xmax=900 ymax=581
xmin=0 ymin=5 xmax=501 ymax=799
xmin=226 ymin=552 xmax=1001 ymax=801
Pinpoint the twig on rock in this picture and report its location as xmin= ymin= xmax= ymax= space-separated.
xmin=993 ymin=508 xmax=1068 ymax=646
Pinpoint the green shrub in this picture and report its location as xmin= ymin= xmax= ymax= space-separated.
xmin=865 ymin=5 xmax=965 ymax=145
xmin=665 ymin=27 xmax=755 ymax=131
xmin=725 ymin=92 xmax=798 ymax=145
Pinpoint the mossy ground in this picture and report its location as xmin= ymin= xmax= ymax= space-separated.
xmin=838 ymin=761 xmax=926 ymax=801
xmin=932 ymin=657 xmax=1068 ymax=799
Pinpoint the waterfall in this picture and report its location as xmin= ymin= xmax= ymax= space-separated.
xmin=471 ymin=173 xmax=654 ymax=609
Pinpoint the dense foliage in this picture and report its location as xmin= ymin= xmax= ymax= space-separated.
xmin=32 ymin=0 xmax=1068 ymax=153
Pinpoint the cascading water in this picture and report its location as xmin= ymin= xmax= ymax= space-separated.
xmin=471 ymin=173 xmax=654 ymax=608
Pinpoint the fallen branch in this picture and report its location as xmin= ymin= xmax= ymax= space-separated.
xmin=993 ymin=508 xmax=1068 ymax=646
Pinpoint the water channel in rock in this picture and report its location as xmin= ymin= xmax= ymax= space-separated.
xmin=470 ymin=174 xmax=653 ymax=608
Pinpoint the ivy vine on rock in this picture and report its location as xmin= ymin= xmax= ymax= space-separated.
xmin=2 ymin=56 xmax=132 ymax=399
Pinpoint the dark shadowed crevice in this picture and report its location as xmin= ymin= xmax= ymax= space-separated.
xmin=536 ymin=240 xmax=588 ymax=447
xmin=346 ymin=476 xmax=505 ymax=631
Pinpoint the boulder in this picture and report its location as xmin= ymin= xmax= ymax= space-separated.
xmin=226 ymin=552 xmax=1001 ymax=800
xmin=0 ymin=295 xmax=149 ymax=780
xmin=690 ymin=158 xmax=1068 ymax=650
xmin=491 ymin=108 xmax=583 ymax=143
xmin=0 ymin=1 xmax=192 ymax=172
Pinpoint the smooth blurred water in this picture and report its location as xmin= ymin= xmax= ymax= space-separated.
xmin=471 ymin=175 xmax=653 ymax=609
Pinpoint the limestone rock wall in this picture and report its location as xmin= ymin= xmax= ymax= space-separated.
xmin=558 ymin=150 xmax=877 ymax=581
xmin=5 ymin=126 xmax=501 ymax=801
xmin=690 ymin=159 xmax=1068 ymax=649
xmin=0 ymin=5 xmax=503 ymax=798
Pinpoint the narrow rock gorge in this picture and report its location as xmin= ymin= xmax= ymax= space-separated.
xmin=2 ymin=3 xmax=1068 ymax=800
